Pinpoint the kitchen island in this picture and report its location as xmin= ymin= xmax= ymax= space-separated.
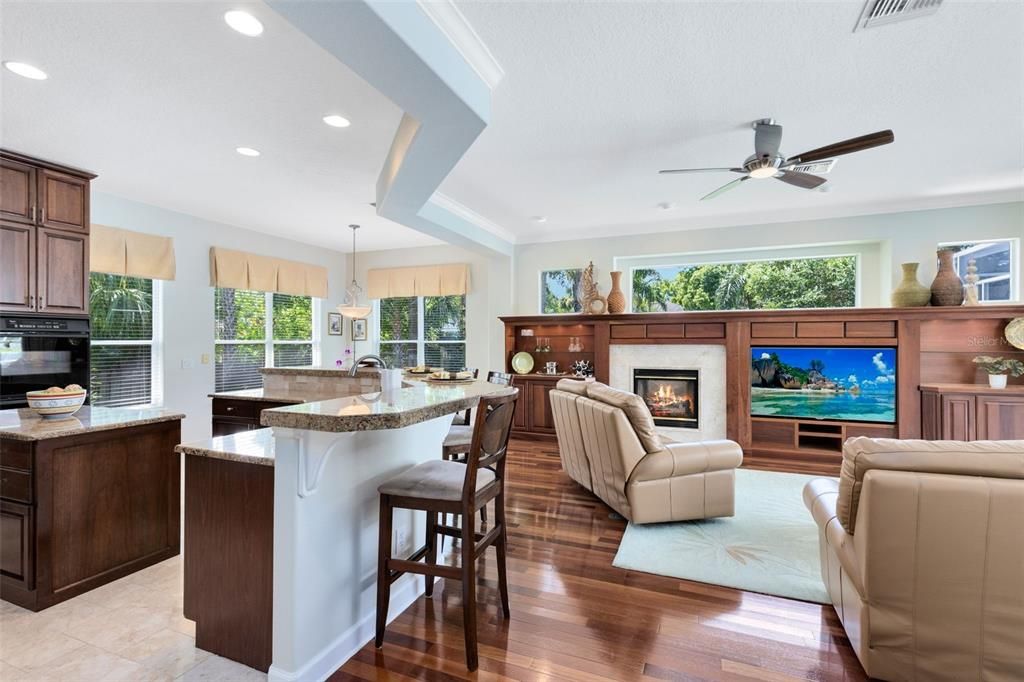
xmin=0 ymin=406 xmax=184 ymax=611
xmin=178 ymin=379 xmax=515 ymax=680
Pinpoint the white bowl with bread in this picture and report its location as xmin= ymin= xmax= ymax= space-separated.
xmin=25 ymin=384 xmax=88 ymax=419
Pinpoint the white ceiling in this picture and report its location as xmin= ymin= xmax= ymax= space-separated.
xmin=0 ymin=1 xmax=441 ymax=252
xmin=442 ymin=0 xmax=1024 ymax=243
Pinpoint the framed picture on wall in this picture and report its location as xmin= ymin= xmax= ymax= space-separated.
xmin=352 ymin=318 xmax=368 ymax=341
xmin=328 ymin=312 xmax=343 ymax=336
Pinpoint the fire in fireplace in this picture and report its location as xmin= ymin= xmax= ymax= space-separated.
xmin=633 ymin=368 xmax=699 ymax=428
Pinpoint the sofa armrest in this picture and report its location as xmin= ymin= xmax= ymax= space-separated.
xmin=803 ymin=478 xmax=865 ymax=597
xmin=631 ymin=440 xmax=742 ymax=483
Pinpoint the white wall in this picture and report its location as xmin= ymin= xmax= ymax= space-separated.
xmin=514 ymin=202 xmax=1024 ymax=314
xmin=349 ymin=244 xmax=512 ymax=374
xmin=91 ymin=193 xmax=347 ymax=442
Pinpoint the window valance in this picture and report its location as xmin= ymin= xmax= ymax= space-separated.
xmin=208 ymin=247 xmax=328 ymax=298
xmin=90 ymin=224 xmax=176 ymax=280
xmin=366 ymin=263 xmax=470 ymax=299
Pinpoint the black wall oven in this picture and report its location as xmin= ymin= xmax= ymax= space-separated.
xmin=1 ymin=316 xmax=90 ymax=408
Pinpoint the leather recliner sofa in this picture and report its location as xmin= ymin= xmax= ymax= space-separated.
xmin=804 ymin=437 xmax=1024 ymax=681
xmin=549 ymin=379 xmax=742 ymax=524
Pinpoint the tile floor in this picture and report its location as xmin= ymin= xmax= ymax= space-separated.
xmin=0 ymin=556 xmax=265 ymax=681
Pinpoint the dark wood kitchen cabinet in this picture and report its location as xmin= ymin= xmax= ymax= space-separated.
xmin=0 ymin=151 xmax=94 ymax=315
xmin=509 ymin=374 xmax=579 ymax=438
xmin=0 ymin=418 xmax=182 ymax=611
xmin=211 ymin=397 xmax=300 ymax=436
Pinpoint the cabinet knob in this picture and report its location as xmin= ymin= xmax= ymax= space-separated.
xmin=30 ymin=205 xmax=36 ymax=222
xmin=225 ymin=406 xmax=235 ymax=412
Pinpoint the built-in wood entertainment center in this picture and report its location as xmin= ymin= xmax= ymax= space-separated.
xmin=501 ymin=305 xmax=1024 ymax=470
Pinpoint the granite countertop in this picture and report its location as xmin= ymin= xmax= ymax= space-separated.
xmin=176 ymin=428 xmax=275 ymax=467
xmin=260 ymin=379 xmax=516 ymax=433
xmin=208 ymin=388 xmax=307 ymax=403
xmin=0 ymin=406 xmax=186 ymax=442
xmin=260 ymin=366 xmax=381 ymax=378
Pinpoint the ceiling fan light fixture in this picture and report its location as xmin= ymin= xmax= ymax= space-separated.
xmin=748 ymin=166 xmax=778 ymax=179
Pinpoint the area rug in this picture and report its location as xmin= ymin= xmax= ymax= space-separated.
xmin=613 ymin=469 xmax=833 ymax=603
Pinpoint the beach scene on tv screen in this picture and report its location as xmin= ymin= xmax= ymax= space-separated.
xmin=751 ymin=347 xmax=897 ymax=423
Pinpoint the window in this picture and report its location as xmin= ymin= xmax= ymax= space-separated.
xmin=378 ymin=295 xmax=466 ymax=370
xmin=540 ymin=269 xmax=583 ymax=314
xmin=942 ymin=239 xmax=1017 ymax=303
xmin=214 ymin=288 xmax=317 ymax=392
xmin=632 ymin=256 xmax=857 ymax=312
xmin=89 ymin=273 xmax=161 ymax=407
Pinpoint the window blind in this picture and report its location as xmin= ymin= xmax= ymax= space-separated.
xmin=378 ymin=295 xmax=466 ymax=371
xmin=89 ymin=273 xmax=160 ymax=407
xmin=214 ymin=288 xmax=317 ymax=392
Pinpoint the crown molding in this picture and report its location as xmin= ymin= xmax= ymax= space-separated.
xmin=512 ymin=189 xmax=1024 ymax=245
xmin=430 ymin=191 xmax=518 ymax=244
xmin=417 ymin=0 xmax=505 ymax=90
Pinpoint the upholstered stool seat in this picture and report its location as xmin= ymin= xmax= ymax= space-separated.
xmin=377 ymin=459 xmax=495 ymax=501
xmin=442 ymin=425 xmax=473 ymax=456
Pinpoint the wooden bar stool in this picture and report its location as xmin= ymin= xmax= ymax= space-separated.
xmin=375 ymin=389 xmax=518 ymax=671
xmin=442 ymin=371 xmax=515 ymax=525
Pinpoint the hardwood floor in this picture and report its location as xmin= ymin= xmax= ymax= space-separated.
xmin=330 ymin=438 xmax=865 ymax=681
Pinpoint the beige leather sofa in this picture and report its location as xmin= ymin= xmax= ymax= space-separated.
xmin=549 ymin=379 xmax=742 ymax=524
xmin=804 ymin=437 xmax=1024 ymax=681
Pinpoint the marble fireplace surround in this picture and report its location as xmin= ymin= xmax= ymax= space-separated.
xmin=609 ymin=344 xmax=727 ymax=443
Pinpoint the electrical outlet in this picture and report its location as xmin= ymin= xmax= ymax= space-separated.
xmin=394 ymin=527 xmax=409 ymax=555
xmin=181 ymin=358 xmax=195 ymax=370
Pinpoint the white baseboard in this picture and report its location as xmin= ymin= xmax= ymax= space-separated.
xmin=267 ymin=576 xmax=425 ymax=682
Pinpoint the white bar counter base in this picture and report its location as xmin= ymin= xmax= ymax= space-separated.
xmin=262 ymin=379 xmax=514 ymax=682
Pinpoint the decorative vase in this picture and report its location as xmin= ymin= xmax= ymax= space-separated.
xmin=989 ymin=374 xmax=1008 ymax=390
xmin=606 ymin=271 xmax=626 ymax=314
xmin=891 ymin=262 xmax=931 ymax=307
xmin=930 ymin=249 xmax=964 ymax=306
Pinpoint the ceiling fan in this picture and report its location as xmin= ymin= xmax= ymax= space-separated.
xmin=659 ymin=119 xmax=894 ymax=201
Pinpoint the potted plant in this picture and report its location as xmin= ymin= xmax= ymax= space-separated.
xmin=973 ymin=355 xmax=1024 ymax=389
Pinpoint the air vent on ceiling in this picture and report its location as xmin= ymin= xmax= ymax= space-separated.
xmin=854 ymin=0 xmax=943 ymax=31
xmin=790 ymin=159 xmax=835 ymax=175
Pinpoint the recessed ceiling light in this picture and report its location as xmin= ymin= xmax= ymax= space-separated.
xmin=323 ymin=114 xmax=351 ymax=128
xmin=224 ymin=10 xmax=264 ymax=37
xmin=3 ymin=61 xmax=47 ymax=80
xmin=235 ymin=147 xmax=261 ymax=157
xmin=529 ymin=215 xmax=547 ymax=223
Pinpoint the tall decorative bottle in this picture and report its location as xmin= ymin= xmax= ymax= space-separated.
xmin=930 ymin=249 xmax=964 ymax=306
xmin=606 ymin=271 xmax=626 ymax=314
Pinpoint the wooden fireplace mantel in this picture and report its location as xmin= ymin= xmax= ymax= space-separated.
xmin=500 ymin=305 xmax=1024 ymax=470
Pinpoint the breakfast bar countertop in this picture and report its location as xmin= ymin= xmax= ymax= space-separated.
xmin=176 ymin=427 xmax=275 ymax=466
xmin=0 ymin=406 xmax=186 ymax=441
xmin=260 ymin=378 xmax=515 ymax=433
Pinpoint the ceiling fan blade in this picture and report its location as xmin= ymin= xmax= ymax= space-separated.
xmin=754 ymin=122 xmax=783 ymax=159
xmin=659 ymin=167 xmax=744 ymax=175
xmin=775 ymin=170 xmax=827 ymax=189
xmin=784 ymin=130 xmax=894 ymax=166
xmin=700 ymin=176 xmax=749 ymax=201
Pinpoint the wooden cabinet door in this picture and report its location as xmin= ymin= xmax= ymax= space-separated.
xmin=940 ymin=394 xmax=975 ymax=441
xmin=512 ymin=387 xmax=529 ymax=430
xmin=38 ymin=169 xmax=89 ymax=233
xmin=528 ymin=382 xmax=556 ymax=433
xmin=0 ymin=222 xmax=36 ymax=311
xmin=0 ymin=500 xmax=34 ymax=589
xmin=0 ymin=159 xmax=36 ymax=224
xmin=976 ymin=396 xmax=1024 ymax=440
xmin=37 ymin=228 xmax=88 ymax=314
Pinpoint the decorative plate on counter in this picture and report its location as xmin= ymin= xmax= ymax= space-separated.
xmin=511 ymin=351 xmax=534 ymax=374
xmin=404 ymin=366 xmax=436 ymax=375
xmin=1006 ymin=318 xmax=1024 ymax=350
xmin=425 ymin=370 xmax=475 ymax=383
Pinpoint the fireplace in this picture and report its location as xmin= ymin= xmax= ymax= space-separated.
xmin=633 ymin=368 xmax=699 ymax=428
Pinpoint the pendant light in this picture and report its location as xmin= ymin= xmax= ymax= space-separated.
xmin=337 ymin=224 xmax=372 ymax=319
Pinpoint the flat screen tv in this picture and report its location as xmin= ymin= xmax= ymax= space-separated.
xmin=751 ymin=346 xmax=897 ymax=424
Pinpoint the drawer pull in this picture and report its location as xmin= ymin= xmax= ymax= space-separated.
xmin=225 ymin=406 xmax=235 ymax=412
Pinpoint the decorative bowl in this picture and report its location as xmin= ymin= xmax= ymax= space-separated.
xmin=511 ymin=351 xmax=534 ymax=374
xmin=26 ymin=387 xmax=88 ymax=420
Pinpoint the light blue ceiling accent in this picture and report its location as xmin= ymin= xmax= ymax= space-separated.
xmin=267 ymin=0 xmax=513 ymax=257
